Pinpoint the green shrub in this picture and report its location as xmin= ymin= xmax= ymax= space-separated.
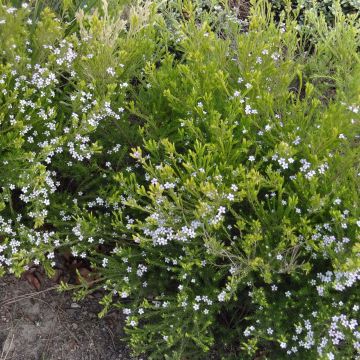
xmin=269 ymin=0 xmax=360 ymax=23
xmin=70 ymin=2 xmax=360 ymax=359
xmin=0 ymin=0 xmax=161 ymax=275
xmin=0 ymin=1 xmax=359 ymax=359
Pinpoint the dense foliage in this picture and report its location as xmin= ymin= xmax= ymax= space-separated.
xmin=269 ymin=0 xmax=360 ymax=22
xmin=0 ymin=0 xmax=359 ymax=359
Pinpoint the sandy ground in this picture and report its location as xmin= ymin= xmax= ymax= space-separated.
xmin=0 ymin=275 xmax=137 ymax=360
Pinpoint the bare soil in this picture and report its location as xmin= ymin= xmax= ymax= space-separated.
xmin=0 ymin=275 xmax=138 ymax=360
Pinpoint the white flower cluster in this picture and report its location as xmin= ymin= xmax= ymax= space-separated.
xmin=142 ymin=217 xmax=202 ymax=246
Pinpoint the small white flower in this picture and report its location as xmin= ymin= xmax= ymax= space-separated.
xmin=231 ymin=184 xmax=238 ymax=192
xmin=106 ymin=67 xmax=115 ymax=76
xmin=227 ymin=193 xmax=235 ymax=201
xmin=218 ymin=291 xmax=226 ymax=302
xmin=102 ymin=258 xmax=109 ymax=267
xmin=6 ymin=7 xmax=17 ymax=14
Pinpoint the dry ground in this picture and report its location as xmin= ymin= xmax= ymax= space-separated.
xmin=0 ymin=275 xmax=138 ymax=360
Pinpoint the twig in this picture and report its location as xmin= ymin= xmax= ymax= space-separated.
xmin=40 ymin=314 xmax=57 ymax=358
xmin=0 ymin=286 xmax=58 ymax=308
xmin=0 ymin=333 xmax=14 ymax=360
xmin=106 ymin=326 xmax=116 ymax=351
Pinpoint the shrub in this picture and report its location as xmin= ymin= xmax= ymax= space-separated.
xmin=69 ymin=2 xmax=360 ymax=359
xmin=269 ymin=0 xmax=360 ymax=23
xmin=0 ymin=1 xmax=359 ymax=359
xmin=0 ymin=0 xmax=160 ymax=276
